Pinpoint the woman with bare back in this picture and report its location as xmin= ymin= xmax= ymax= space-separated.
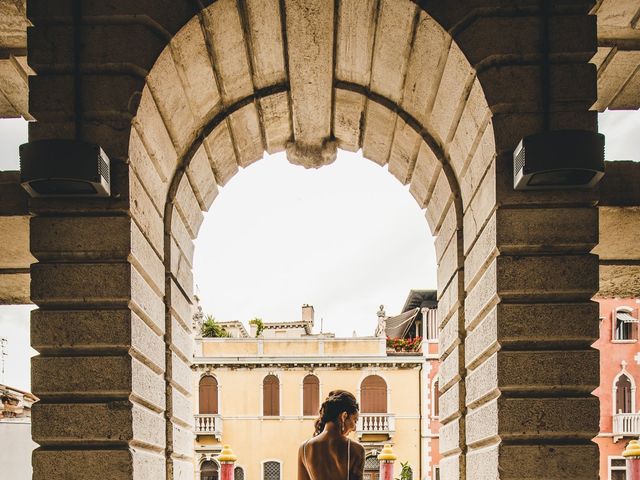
xmin=298 ymin=390 xmax=366 ymax=480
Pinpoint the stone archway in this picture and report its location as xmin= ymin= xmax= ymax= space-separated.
xmin=27 ymin=1 xmax=600 ymax=479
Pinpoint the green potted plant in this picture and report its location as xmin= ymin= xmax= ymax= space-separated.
xmin=395 ymin=461 xmax=413 ymax=480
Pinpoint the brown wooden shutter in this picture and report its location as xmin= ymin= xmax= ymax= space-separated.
xmin=361 ymin=375 xmax=387 ymax=413
xmin=433 ymin=379 xmax=440 ymax=417
xmin=616 ymin=374 xmax=632 ymax=413
xmin=303 ymin=375 xmax=320 ymax=416
xmin=199 ymin=376 xmax=218 ymax=414
xmin=264 ymin=375 xmax=280 ymax=416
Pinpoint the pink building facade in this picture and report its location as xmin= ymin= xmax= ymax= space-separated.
xmin=593 ymin=298 xmax=640 ymax=480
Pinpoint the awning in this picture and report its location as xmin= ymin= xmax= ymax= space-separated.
xmin=617 ymin=312 xmax=638 ymax=323
xmin=385 ymin=307 xmax=420 ymax=338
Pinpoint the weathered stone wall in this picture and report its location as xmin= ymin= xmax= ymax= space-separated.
xmin=26 ymin=1 xmax=601 ymax=479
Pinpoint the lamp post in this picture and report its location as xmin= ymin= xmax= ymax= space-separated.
xmin=216 ymin=445 xmax=237 ymax=480
xmin=624 ymin=439 xmax=640 ymax=480
xmin=377 ymin=444 xmax=397 ymax=480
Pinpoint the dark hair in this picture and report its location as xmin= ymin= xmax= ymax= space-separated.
xmin=314 ymin=390 xmax=359 ymax=436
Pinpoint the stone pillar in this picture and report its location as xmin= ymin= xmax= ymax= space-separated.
xmin=462 ymin=70 xmax=600 ymax=480
xmin=217 ymin=445 xmax=238 ymax=480
xmin=437 ymin=4 xmax=601 ymax=479
xmin=625 ymin=440 xmax=640 ymax=480
xmin=377 ymin=444 xmax=397 ymax=480
xmin=26 ymin=1 xmax=201 ymax=478
xmin=29 ymin=192 xmax=167 ymax=479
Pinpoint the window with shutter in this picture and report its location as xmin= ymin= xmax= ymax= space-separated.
xmin=615 ymin=374 xmax=633 ymax=414
xmin=433 ymin=379 xmax=440 ymax=418
xmin=303 ymin=374 xmax=320 ymax=416
xmin=234 ymin=466 xmax=244 ymax=480
xmin=263 ymin=375 xmax=280 ymax=416
xmin=199 ymin=376 xmax=219 ymax=414
xmin=201 ymin=461 xmax=219 ymax=480
xmin=364 ymin=455 xmax=380 ymax=480
xmin=263 ymin=461 xmax=281 ymax=480
xmin=613 ymin=308 xmax=638 ymax=341
xmin=361 ymin=375 xmax=387 ymax=413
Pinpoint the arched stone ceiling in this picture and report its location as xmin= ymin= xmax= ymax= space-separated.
xmin=591 ymin=0 xmax=640 ymax=110
xmin=130 ymin=0 xmax=496 ymax=242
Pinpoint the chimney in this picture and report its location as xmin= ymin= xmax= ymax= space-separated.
xmin=302 ymin=304 xmax=314 ymax=326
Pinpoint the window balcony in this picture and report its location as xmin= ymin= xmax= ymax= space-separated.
xmin=195 ymin=414 xmax=223 ymax=440
xmin=613 ymin=413 xmax=640 ymax=441
xmin=356 ymin=413 xmax=396 ymax=439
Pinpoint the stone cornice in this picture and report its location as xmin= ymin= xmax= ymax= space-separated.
xmin=192 ymin=355 xmax=430 ymax=369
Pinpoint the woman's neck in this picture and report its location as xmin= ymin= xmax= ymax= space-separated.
xmin=323 ymin=421 xmax=343 ymax=438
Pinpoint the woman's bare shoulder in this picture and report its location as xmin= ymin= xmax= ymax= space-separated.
xmin=349 ymin=439 xmax=366 ymax=457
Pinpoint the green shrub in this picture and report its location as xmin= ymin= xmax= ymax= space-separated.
xmin=201 ymin=315 xmax=230 ymax=338
xmin=249 ymin=317 xmax=264 ymax=337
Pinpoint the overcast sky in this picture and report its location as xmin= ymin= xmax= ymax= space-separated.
xmin=0 ymin=109 xmax=638 ymax=391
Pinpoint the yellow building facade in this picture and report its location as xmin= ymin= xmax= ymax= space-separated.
xmin=192 ymin=302 xmax=440 ymax=480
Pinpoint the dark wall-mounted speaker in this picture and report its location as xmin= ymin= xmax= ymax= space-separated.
xmin=513 ymin=130 xmax=605 ymax=191
xmin=20 ymin=139 xmax=110 ymax=197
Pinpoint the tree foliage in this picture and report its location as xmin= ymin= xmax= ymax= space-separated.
xmin=201 ymin=315 xmax=230 ymax=338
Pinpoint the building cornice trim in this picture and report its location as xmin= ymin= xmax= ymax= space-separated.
xmin=193 ymin=355 xmax=429 ymax=368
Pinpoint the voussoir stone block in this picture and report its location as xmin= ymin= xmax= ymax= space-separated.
xmin=439 ymin=310 xmax=461 ymax=358
xmin=31 ymin=262 xmax=131 ymax=306
xmin=465 ymin=302 xmax=599 ymax=369
xmin=439 ymin=416 xmax=462 ymax=456
xmin=31 ymin=309 xmax=166 ymax=370
xmin=171 ymin=388 xmax=193 ymax=428
xmin=32 ymin=402 xmax=136 ymax=445
xmin=497 ymin=444 xmax=599 ymax=479
xmin=468 ymin=439 xmax=600 ymax=479
xmin=439 ymin=380 xmax=463 ymax=424
xmin=438 ymin=453 xmax=461 ymax=480
xmin=466 ymin=396 xmax=599 ymax=447
xmin=30 ymin=215 xmax=131 ymax=261
xmin=465 ymin=350 xmax=599 ymax=407
xmin=33 ymin=450 xmax=136 ymax=480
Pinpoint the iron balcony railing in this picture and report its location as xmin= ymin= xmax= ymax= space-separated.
xmin=356 ymin=413 xmax=396 ymax=438
xmin=613 ymin=413 xmax=640 ymax=440
xmin=194 ymin=414 xmax=223 ymax=440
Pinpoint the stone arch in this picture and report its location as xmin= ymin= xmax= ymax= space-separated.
xmin=129 ymin=6 xmax=486 ymax=477
xmin=27 ymin=1 xmax=601 ymax=479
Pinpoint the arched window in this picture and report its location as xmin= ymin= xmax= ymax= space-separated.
xmin=201 ymin=461 xmax=219 ymax=480
xmin=234 ymin=466 xmax=245 ymax=480
xmin=263 ymin=375 xmax=280 ymax=416
xmin=263 ymin=460 xmax=281 ymax=480
xmin=433 ymin=379 xmax=440 ymax=418
xmin=615 ymin=374 xmax=633 ymax=414
xmin=364 ymin=455 xmax=380 ymax=480
xmin=303 ymin=374 xmax=320 ymax=416
xmin=199 ymin=376 xmax=219 ymax=414
xmin=361 ymin=375 xmax=387 ymax=413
